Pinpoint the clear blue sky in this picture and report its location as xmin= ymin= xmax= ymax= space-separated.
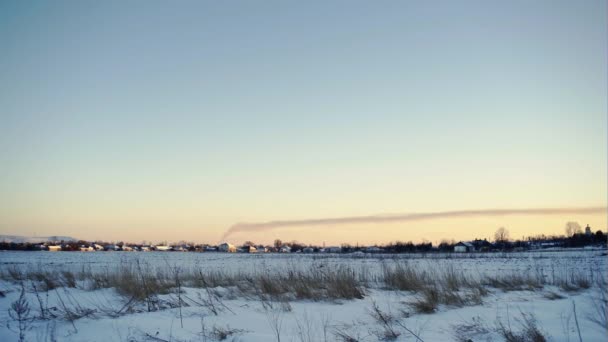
xmin=0 ymin=1 xmax=606 ymax=244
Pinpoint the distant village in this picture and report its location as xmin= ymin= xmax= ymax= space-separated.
xmin=1 ymin=225 xmax=605 ymax=254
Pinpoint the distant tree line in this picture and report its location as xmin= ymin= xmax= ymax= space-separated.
xmin=1 ymin=226 xmax=606 ymax=252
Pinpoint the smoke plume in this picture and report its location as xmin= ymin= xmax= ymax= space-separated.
xmin=220 ymin=206 xmax=606 ymax=241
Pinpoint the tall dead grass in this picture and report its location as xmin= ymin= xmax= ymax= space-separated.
xmin=0 ymin=259 xmax=600 ymax=306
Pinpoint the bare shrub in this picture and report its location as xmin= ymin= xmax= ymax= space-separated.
xmin=294 ymin=311 xmax=315 ymax=342
xmin=31 ymin=282 xmax=54 ymax=320
xmin=543 ymin=291 xmax=565 ymax=300
xmin=209 ymin=325 xmax=244 ymax=341
xmin=412 ymin=286 xmax=439 ymax=314
xmin=587 ymin=284 xmax=608 ymax=333
xmin=451 ymin=316 xmax=490 ymax=342
xmin=31 ymin=270 xmax=59 ymax=291
xmin=6 ymin=266 xmax=24 ymax=282
xmin=265 ymin=305 xmax=284 ymax=342
xmin=193 ymin=287 xmax=235 ymax=316
xmin=54 ymin=287 xmax=96 ymax=330
xmin=42 ymin=321 xmax=57 ymax=342
xmin=332 ymin=323 xmax=361 ymax=342
xmin=496 ymin=312 xmax=547 ymax=342
xmin=368 ymin=300 xmax=400 ymax=340
xmin=8 ymin=284 xmax=32 ymax=342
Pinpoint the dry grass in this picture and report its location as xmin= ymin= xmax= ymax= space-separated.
xmin=368 ymin=301 xmax=400 ymax=340
xmin=496 ymin=312 xmax=547 ymax=342
xmin=0 ymin=258 xmax=601 ymax=309
xmin=0 ymin=256 xmax=603 ymax=342
xmin=451 ymin=315 xmax=491 ymax=342
xmin=244 ymin=266 xmax=364 ymax=300
xmin=411 ymin=285 xmax=440 ymax=313
xmin=382 ymin=262 xmax=427 ymax=292
xmin=542 ymin=291 xmax=565 ymax=300
xmin=555 ymin=272 xmax=591 ymax=292
xmin=587 ymin=278 xmax=608 ymax=332
xmin=484 ymin=273 xmax=543 ymax=292
xmin=454 ymin=312 xmax=548 ymax=342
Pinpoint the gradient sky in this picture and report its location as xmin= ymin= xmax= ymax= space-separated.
xmin=1 ymin=0 xmax=606 ymax=245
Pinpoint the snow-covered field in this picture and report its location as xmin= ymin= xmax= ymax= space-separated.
xmin=0 ymin=249 xmax=606 ymax=341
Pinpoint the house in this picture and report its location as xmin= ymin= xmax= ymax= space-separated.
xmin=302 ymin=247 xmax=314 ymax=253
xmin=122 ymin=246 xmax=134 ymax=252
xmin=218 ymin=243 xmax=237 ymax=253
xmin=471 ymin=239 xmax=493 ymax=252
xmin=93 ymin=244 xmax=104 ymax=251
xmin=256 ymin=245 xmax=269 ymax=253
xmin=279 ymin=246 xmax=291 ymax=253
xmin=539 ymin=241 xmax=560 ymax=249
xmin=104 ymin=244 xmax=121 ymax=251
xmin=321 ymin=246 xmax=341 ymax=253
xmin=141 ymin=245 xmax=152 ymax=252
xmin=365 ymin=246 xmax=383 ymax=253
xmin=48 ymin=245 xmax=62 ymax=252
xmin=79 ymin=245 xmax=94 ymax=252
xmin=244 ymin=246 xmax=258 ymax=253
xmin=454 ymin=241 xmax=475 ymax=253
xmin=156 ymin=245 xmax=173 ymax=251
xmin=173 ymin=245 xmax=190 ymax=252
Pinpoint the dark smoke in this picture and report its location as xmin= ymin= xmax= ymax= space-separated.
xmin=220 ymin=206 xmax=606 ymax=241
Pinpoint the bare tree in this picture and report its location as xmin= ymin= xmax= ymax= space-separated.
xmin=565 ymin=222 xmax=582 ymax=237
xmin=274 ymin=239 xmax=283 ymax=248
xmin=494 ymin=227 xmax=510 ymax=243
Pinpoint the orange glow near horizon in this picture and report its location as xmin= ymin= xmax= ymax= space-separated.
xmin=3 ymin=211 xmax=605 ymax=246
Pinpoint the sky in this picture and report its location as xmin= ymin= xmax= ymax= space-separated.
xmin=0 ymin=0 xmax=606 ymax=245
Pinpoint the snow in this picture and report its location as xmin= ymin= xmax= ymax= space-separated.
xmin=0 ymin=249 xmax=606 ymax=341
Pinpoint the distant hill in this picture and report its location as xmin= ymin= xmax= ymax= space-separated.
xmin=0 ymin=235 xmax=78 ymax=243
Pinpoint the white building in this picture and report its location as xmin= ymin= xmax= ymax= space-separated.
xmin=218 ymin=243 xmax=237 ymax=253
xmin=365 ymin=247 xmax=383 ymax=253
xmin=454 ymin=241 xmax=475 ymax=253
